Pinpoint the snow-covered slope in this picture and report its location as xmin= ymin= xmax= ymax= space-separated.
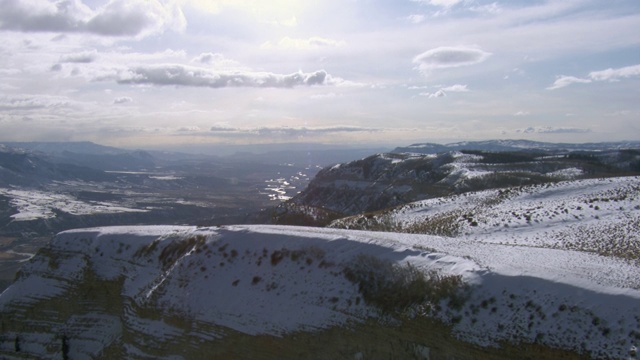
xmin=1 ymin=222 xmax=639 ymax=359
xmin=274 ymin=149 xmax=640 ymax=227
xmin=331 ymin=176 xmax=640 ymax=263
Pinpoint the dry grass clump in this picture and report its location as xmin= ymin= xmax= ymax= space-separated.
xmin=404 ymin=211 xmax=464 ymax=237
xmin=343 ymin=254 xmax=466 ymax=314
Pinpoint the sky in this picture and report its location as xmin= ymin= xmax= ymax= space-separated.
xmin=0 ymin=0 xmax=639 ymax=149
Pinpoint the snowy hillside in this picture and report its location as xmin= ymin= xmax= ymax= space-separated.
xmin=331 ymin=176 xmax=640 ymax=263
xmin=274 ymin=149 xmax=640 ymax=226
xmin=1 ymin=222 xmax=639 ymax=359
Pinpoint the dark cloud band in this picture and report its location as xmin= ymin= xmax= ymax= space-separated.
xmin=117 ymin=65 xmax=332 ymax=88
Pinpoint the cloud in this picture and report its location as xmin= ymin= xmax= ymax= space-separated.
xmin=310 ymin=92 xmax=337 ymax=100
xmin=205 ymin=125 xmax=378 ymax=137
xmin=193 ymin=52 xmax=224 ymax=64
xmin=113 ymin=96 xmax=132 ymax=105
xmin=405 ymin=14 xmax=426 ymax=24
xmin=209 ymin=126 xmax=238 ymax=132
xmin=605 ymin=110 xmax=634 ymax=117
xmin=469 ymin=2 xmax=502 ymax=14
xmin=261 ymin=36 xmax=346 ymax=50
xmin=418 ymin=84 xmax=468 ymax=98
xmin=515 ymin=126 xmax=591 ymax=134
xmin=0 ymin=0 xmax=92 ymax=32
xmin=0 ymin=94 xmax=70 ymax=110
xmin=549 ymin=64 xmax=640 ymax=89
xmin=191 ymin=52 xmax=244 ymax=69
xmin=412 ymin=0 xmax=464 ymax=8
xmin=413 ymin=47 xmax=491 ymax=75
xmin=588 ymin=64 xmax=640 ymax=82
xmin=441 ymin=84 xmax=468 ymax=92
xmin=0 ymin=0 xmax=185 ymax=37
xmin=419 ymin=89 xmax=446 ymax=98
xmin=60 ymin=50 xmax=98 ymax=63
xmin=114 ymin=65 xmax=337 ymax=88
xmin=514 ymin=111 xmax=530 ymax=116
xmin=546 ymin=75 xmax=591 ymax=90
xmin=176 ymin=126 xmax=201 ymax=132
xmin=256 ymin=126 xmax=376 ymax=137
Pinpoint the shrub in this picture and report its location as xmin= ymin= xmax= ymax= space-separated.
xmin=343 ymin=254 xmax=467 ymax=314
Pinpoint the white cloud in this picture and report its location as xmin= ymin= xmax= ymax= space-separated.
xmin=469 ymin=2 xmax=502 ymax=15
xmin=588 ymin=64 xmax=640 ymax=81
xmin=412 ymin=0 xmax=464 ymax=8
xmin=547 ymin=75 xmax=591 ymax=90
xmin=0 ymin=0 xmax=185 ymax=37
xmin=193 ymin=52 xmax=224 ymax=64
xmin=191 ymin=52 xmax=244 ymax=70
xmin=0 ymin=94 xmax=71 ymax=110
xmin=413 ymin=47 xmax=491 ymax=75
xmin=113 ymin=96 xmax=133 ymax=105
xmin=261 ymin=36 xmax=346 ymax=50
xmin=112 ymin=65 xmax=337 ymax=88
xmin=548 ymin=64 xmax=640 ymax=90
xmin=514 ymin=111 xmax=530 ymax=116
xmin=405 ymin=14 xmax=426 ymax=24
xmin=441 ymin=84 xmax=468 ymax=92
xmin=419 ymin=89 xmax=446 ymax=98
xmin=417 ymin=84 xmax=468 ymax=98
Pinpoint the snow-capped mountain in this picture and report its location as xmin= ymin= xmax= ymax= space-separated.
xmin=1 ymin=175 xmax=640 ymax=358
xmin=393 ymin=139 xmax=640 ymax=154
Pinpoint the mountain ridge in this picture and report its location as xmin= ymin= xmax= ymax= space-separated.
xmin=273 ymin=148 xmax=640 ymax=226
xmin=393 ymin=139 xmax=640 ymax=154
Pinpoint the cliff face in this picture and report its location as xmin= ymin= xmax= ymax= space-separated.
xmin=1 ymin=225 xmax=639 ymax=359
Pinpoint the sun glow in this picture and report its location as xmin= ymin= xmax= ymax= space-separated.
xmin=185 ymin=0 xmax=304 ymax=26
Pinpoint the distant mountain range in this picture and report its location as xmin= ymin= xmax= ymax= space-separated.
xmin=0 ymin=144 xmax=114 ymax=187
xmin=1 ymin=141 xmax=126 ymax=155
xmin=393 ymin=139 xmax=640 ymax=154
xmin=0 ymin=141 xmax=390 ymax=171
